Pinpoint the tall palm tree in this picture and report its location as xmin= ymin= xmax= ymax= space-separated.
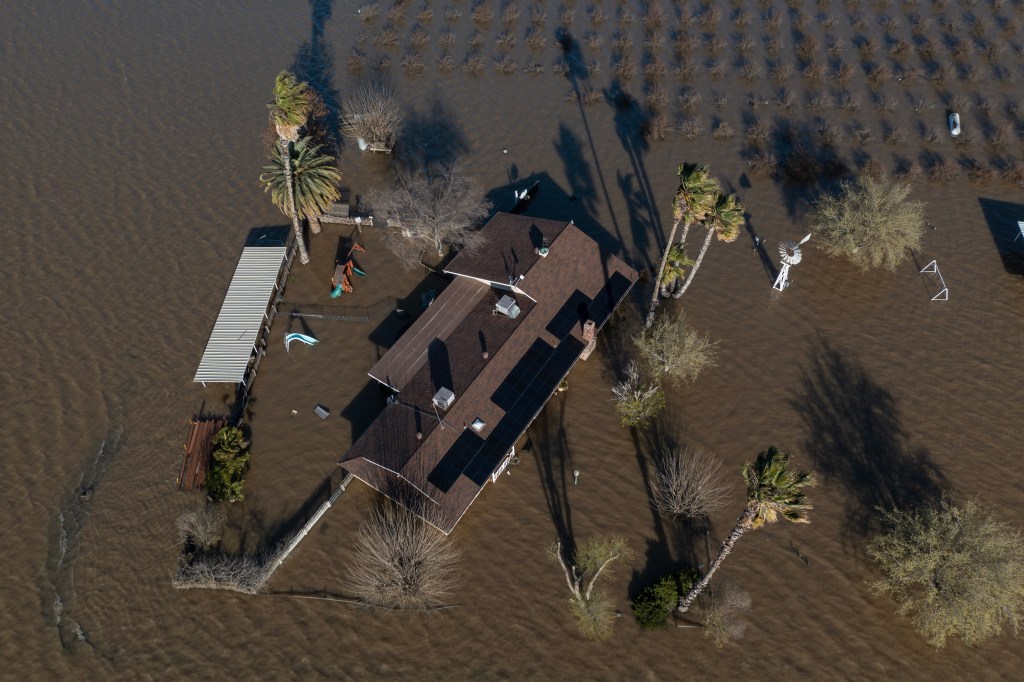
xmin=261 ymin=137 xmax=341 ymax=236
xmin=646 ymin=163 xmax=719 ymax=328
xmin=674 ymin=192 xmax=744 ymax=299
xmin=658 ymin=244 xmax=693 ymax=298
xmin=678 ymin=446 xmax=814 ymax=613
xmin=269 ymin=72 xmax=312 ymax=264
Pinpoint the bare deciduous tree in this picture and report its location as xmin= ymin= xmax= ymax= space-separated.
xmin=342 ymin=82 xmax=404 ymax=152
xmin=173 ymin=552 xmax=273 ymax=594
xmin=611 ymin=361 xmax=665 ymax=427
xmin=652 ymin=447 xmax=731 ymax=521
xmin=342 ymin=501 xmax=461 ymax=610
xmin=175 ymin=504 xmax=227 ymax=550
xmin=365 ymin=161 xmax=492 ymax=267
xmin=699 ymin=580 xmax=751 ymax=647
xmin=552 ymin=536 xmax=633 ymax=640
xmin=635 ymin=312 xmax=718 ymax=385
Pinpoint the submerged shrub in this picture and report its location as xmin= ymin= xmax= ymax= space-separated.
xmin=631 ymin=568 xmax=699 ymax=629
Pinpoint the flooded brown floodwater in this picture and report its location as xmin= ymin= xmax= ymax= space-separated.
xmin=2 ymin=0 xmax=1023 ymax=678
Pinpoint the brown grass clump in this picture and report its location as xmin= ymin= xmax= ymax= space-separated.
xmin=770 ymin=62 xmax=793 ymax=83
xmin=526 ymin=28 xmax=546 ymax=51
xmin=493 ymin=56 xmax=518 ymax=74
xmin=803 ymin=62 xmax=827 ymax=84
xmin=502 ymin=2 xmax=521 ymax=24
xmin=589 ymin=6 xmax=607 ymax=25
xmin=530 ymin=5 xmax=546 ymax=25
xmin=444 ymin=5 xmax=461 ymax=22
xmin=644 ymin=58 xmax=667 ymax=81
xmin=748 ymin=152 xmax=778 ymax=177
xmin=409 ymin=25 xmax=429 ymax=50
xmin=673 ymin=60 xmax=696 ymax=81
xmin=646 ymin=86 xmax=668 ymax=110
xmin=644 ymin=3 xmax=665 ymax=30
xmin=496 ymin=30 xmax=516 ymax=49
xmin=809 ymin=93 xmax=833 ymax=112
xmin=834 ymin=63 xmax=854 ymax=83
xmin=614 ymin=57 xmax=637 ymax=80
xmin=867 ymin=64 xmax=892 ymax=85
xmin=463 ymin=54 xmax=485 ymax=76
xmin=523 ymin=61 xmax=544 ymax=75
xmin=884 ymin=125 xmax=907 ymax=144
xmin=678 ymin=88 xmax=702 ymax=112
xmin=739 ymin=62 xmax=761 ymax=81
xmin=1004 ymin=161 xmax=1024 ymax=186
xmin=679 ymin=118 xmax=705 ymax=140
xmin=709 ymin=61 xmax=726 ymax=80
xmin=347 ymin=49 xmax=367 ymax=74
xmin=471 ymin=2 xmax=494 ymax=26
xmin=746 ymin=120 xmax=771 ymax=147
xmin=417 ymin=4 xmax=433 ymax=22
xmin=374 ymin=26 xmax=400 ymax=49
xmin=437 ymin=54 xmax=456 ymax=73
xmin=699 ymin=6 xmax=722 ymax=28
xmin=966 ymin=160 xmax=996 ymax=183
xmin=401 ymin=53 xmax=426 ymax=77
xmin=358 ymin=2 xmax=381 ymax=22
xmin=713 ymin=121 xmax=736 ymax=139
xmin=928 ymin=159 xmax=960 ymax=182
xmin=646 ymin=114 xmax=671 ymax=141
xmin=707 ymin=37 xmax=728 ymax=56
xmin=796 ymin=36 xmax=820 ymax=61
xmin=894 ymin=160 xmax=923 ymax=180
xmin=585 ymin=32 xmax=604 ymax=50
xmin=735 ymin=9 xmax=753 ymax=27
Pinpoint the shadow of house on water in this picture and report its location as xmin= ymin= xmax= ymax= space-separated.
xmin=791 ymin=337 xmax=945 ymax=554
xmin=978 ymin=197 xmax=1024 ymax=277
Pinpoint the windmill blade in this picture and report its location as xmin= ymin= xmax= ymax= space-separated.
xmin=798 ymin=233 xmax=812 ymax=245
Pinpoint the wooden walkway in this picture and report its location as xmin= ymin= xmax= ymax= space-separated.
xmin=177 ymin=419 xmax=226 ymax=491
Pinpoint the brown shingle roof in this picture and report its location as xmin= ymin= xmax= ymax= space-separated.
xmin=340 ymin=213 xmax=638 ymax=533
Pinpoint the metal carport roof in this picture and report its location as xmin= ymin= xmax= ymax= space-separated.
xmin=193 ymin=246 xmax=288 ymax=384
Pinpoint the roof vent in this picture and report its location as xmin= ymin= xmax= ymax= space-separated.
xmin=537 ymin=237 xmax=550 ymax=257
xmin=470 ymin=418 xmax=486 ymax=433
xmin=432 ymin=387 xmax=456 ymax=411
xmin=495 ymin=294 xmax=521 ymax=319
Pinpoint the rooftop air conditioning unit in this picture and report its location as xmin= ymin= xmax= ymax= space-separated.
xmin=495 ymin=294 xmax=521 ymax=319
xmin=432 ymin=387 xmax=456 ymax=411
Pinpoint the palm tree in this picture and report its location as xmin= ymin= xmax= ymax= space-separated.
xmin=261 ymin=137 xmax=341 ymax=237
xmin=677 ymin=446 xmax=814 ymax=613
xmin=646 ymin=164 xmax=719 ymax=328
xmin=658 ymin=244 xmax=693 ymax=298
xmin=674 ymin=193 xmax=744 ymax=299
xmin=269 ymin=72 xmax=312 ymax=264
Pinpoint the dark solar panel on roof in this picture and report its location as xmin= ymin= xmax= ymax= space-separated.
xmin=587 ymin=271 xmax=634 ymax=328
xmin=490 ymin=338 xmax=556 ymax=412
xmin=427 ymin=428 xmax=485 ymax=492
xmin=545 ymin=290 xmax=591 ymax=340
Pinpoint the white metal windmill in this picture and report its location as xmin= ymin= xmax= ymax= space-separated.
xmin=772 ymin=233 xmax=812 ymax=291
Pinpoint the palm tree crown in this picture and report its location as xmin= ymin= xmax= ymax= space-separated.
xmin=704 ymin=193 xmax=744 ymax=243
xmin=270 ymin=71 xmax=311 ymax=142
xmin=261 ymin=136 xmax=341 ymax=223
xmin=742 ymin=447 xmax=815 ymax=529
xmin=673 ymin=163 xmax=720 ymax=226
xmin=677 ymin=446 xmax=814 ymax=613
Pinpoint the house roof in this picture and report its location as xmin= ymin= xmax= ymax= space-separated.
xmin=339 ymin=213 xmax=638 ymax=533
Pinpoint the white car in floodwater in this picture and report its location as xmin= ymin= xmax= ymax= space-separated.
xmin=949 ymin=112 xmax=961 ymax=137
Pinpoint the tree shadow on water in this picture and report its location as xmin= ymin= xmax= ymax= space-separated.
xmin=791 ymin=338 xmax=944 ymax=552
xmin=292 ymin=0 xmax=342 ymax=154
xmin=527 ymin=394 xmax=575 ymax=555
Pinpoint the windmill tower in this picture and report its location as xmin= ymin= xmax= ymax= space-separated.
xmin=772 ymin=234 xmax=811 ymax=291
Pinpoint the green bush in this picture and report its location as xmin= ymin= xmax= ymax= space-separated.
xmin=631 ymin=568 xmax=698 ymax=629
xmin=204 ymin=426 xmax=250 ymax=502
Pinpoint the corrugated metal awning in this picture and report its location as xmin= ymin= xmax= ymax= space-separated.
xmin=194 ymin=246 xmax=288 ymax=384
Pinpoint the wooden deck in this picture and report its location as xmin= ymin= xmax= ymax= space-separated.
xmin=177 ymin=419 xmax=226 ymax=491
